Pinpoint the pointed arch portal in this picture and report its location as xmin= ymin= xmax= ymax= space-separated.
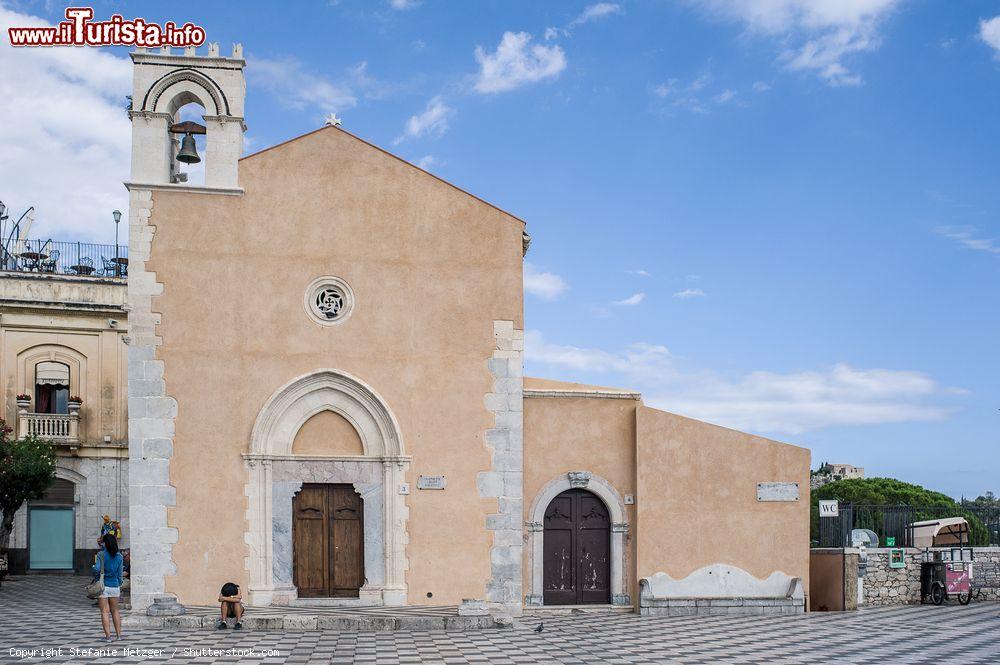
xmin=244 ymin=369 xmax=409 ymax=607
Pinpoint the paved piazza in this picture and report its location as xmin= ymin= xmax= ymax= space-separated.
xmin=1 ymin=576 xmax=997 ymax=664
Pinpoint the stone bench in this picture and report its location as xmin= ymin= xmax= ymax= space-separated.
xmin=639 ymin=565 xmax=805 ymax=617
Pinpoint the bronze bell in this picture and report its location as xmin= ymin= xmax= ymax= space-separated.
xmin=176 ymin=132 xmax=201 ymax=164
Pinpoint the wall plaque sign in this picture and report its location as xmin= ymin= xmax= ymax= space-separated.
xmin=417 ymin=475 xmax=447 ymax=490
xmin=756 ymin=482 xmax=800 ymax=502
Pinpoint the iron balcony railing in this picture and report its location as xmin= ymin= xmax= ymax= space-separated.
xmin=0 ymin=238 xmax=127 ymax=278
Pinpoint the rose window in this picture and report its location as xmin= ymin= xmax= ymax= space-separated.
xmin=315 ymin=288 xmax=345 ymax=320
xmin=305 ymin=276 xmax=355 ymax=326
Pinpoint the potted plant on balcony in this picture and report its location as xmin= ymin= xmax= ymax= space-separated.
xmin=67 ymin=396 xmax=83 ymax=415
xmin=15 ymin=394 xmax=30 ymax=410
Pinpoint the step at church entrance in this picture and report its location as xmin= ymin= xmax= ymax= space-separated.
xmin=293 ymin=484 xmax=364 ymax=598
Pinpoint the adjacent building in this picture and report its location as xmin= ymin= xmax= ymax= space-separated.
xmin=811 ymin=463 xmax=865 ymax=490
xmin=0 ymin=254 xmax=129 ymax=573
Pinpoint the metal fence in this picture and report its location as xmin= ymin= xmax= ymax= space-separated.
xmin=816 ymin=503 xmax=1000 ymax=548
xmin=0 ymin=238 xmax=127 ymax=277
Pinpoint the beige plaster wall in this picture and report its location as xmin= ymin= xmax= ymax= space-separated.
xmin=291 ymin=410 xmax=364 ymax=456
xmin=522 ymin=389 xmax=639 ymax=601
xmin=145 ymin=127 xmax=524 ymax=605
xmin=635 ymin=407 xmax=810 ymax=590
xmin=0 ymin=297 xmax=128 ymax=447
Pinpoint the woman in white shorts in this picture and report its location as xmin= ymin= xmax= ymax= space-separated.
xmin=92 ymin=533 xmax=124 ymax=641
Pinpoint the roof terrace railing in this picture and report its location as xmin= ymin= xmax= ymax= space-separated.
xmin=0 ymin=238 xmax=128 ymax=278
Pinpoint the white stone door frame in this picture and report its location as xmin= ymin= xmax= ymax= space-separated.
xmin=525 ymin=471 xmax=630 ymax=606
xmin=244 ymin=369 xmax=409 ymax=607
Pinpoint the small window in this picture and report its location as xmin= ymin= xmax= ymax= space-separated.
xmin=34 ymin=361 xmax=70 ymax=414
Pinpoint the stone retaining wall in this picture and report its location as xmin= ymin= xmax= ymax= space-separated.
xmin=861 ymin=547 xmax=1000 ymax=606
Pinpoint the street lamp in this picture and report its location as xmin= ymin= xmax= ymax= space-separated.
xmin=113 ymin=210 xmax=122 ymax=277
xmin=0 ymin=202 xmax=7 ymax=255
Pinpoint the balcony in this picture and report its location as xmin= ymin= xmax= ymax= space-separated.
xmin=15 ymin=402 xmax=80 ymax=448
xmin=1 ymin=239 xmax=127 ymax=278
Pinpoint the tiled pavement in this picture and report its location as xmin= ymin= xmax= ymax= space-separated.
xmin=1 ymin=575 xmax=998 ymax=663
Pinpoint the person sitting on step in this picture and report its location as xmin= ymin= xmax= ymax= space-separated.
xmin=217 ymin=582 xmax=244 ymax=630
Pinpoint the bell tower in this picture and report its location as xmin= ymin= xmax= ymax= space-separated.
xmin=125 ymin=43 xmax=247 ymax=612
xmin=128 ymin=43 xmax=246 ymax=190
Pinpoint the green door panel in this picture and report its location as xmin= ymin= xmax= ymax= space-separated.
xmin=29 ymin=508 xmax=74 ymax=570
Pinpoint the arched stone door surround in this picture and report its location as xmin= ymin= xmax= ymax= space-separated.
xmin=525 ymin=471 xmax=630 ymax=606
xmin=244 ymin=369 xmax=409 ymax=606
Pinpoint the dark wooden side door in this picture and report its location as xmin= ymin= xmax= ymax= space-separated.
xmin=293 ymin=484 xmax=364 ymax=598
xmin=543 ymin=488 xmax=611 ymax=605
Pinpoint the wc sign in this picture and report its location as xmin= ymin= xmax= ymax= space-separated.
xmin=819 ymin=500 xmax=839 ymax=517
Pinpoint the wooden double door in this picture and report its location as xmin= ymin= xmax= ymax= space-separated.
xmin=543 ymin=488 xmax=611 ymax=605
xmin=292 ymin=484 xmax=364 ymax=598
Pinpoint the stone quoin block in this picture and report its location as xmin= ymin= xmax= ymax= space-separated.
xmin=481 ymin=320 xmax=525 ymax=616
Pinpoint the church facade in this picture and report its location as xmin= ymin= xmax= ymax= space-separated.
xmin=124 ymin=45 xmax=810 ymax=616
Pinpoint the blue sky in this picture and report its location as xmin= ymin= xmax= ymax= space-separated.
xmin=1 ymin=1 xmax=998 ymax=498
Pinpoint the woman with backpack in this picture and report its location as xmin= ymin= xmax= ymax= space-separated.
xmin=92 ymin=533 xmax=124 ymax=641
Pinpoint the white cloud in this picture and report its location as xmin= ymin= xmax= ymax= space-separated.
xmin=389 ymin=0 xmax=420 ymax=9
xmin=250 ymin=56 xmax=357 ymax=112
xmin=414 ymin=155 xmax=440 ymax=170
xmin=690 ymin=72 xmax=711 ymax=91
xmin=653 ymin=81 xmax=676 ymax=98
xmin=752 ymin=80 xmax=772 ymax=92
xmin=691 ymin=0 xmax=901 ymax=86
xmin=715 ymin=89 xmax=737 ymax=104
xmin=673 ymin=288 xmax=707 ymax=299
xmin=525 ymin=330 xmax=957 ymax=435
xmin=613 ymin=292 xmax=646 ymax=306
xmin=526 ymin=330 xmax=670 ymax=374
xmin=626 ymin=269 xmax=650 ymax=277
xmin=980 ymin=16 xmax=1000 ymax=56
xmin=934 ymin=226 xmax=1000 ymax=254
xmin=651 ymin=74 xmax=714 ymax=113
xmin=524 ymin=262 xmax=568 ymax=300
xmin=394 ymin=95 xmax=454 ymax=144
xmin=659 ymin=364 xmax=952 ymax=434
xmin=0 ymin=6 xmax=130 ymax=242
xmin=474 ymin=32 xmax=567 ymax=94
xmin=544 ymin=27 xmax=562 ymax=41
xmin=569 ymin=3 xmax=623 ymax=28
xmin=249 ymin=58 xmax=394 ymax=118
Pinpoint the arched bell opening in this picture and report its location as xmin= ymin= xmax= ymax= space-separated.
xmin=168 ymin=100 xmax=207 ymax=187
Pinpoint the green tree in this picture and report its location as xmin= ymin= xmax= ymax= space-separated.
xmin=810 ymin=477 xmax=989 ymax=546
xmin=0 ymin=420 xmax=56 ymax=552
xmin=960 ymin=491 xmax=999 ymax=511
